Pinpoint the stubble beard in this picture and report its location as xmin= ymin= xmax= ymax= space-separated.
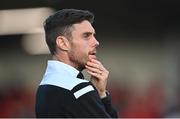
xmin=69 ymin=51 xmax=87 ymax=71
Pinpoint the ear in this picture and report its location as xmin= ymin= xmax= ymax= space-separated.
xmin=56 ymin=36 xmax=70 ymax=51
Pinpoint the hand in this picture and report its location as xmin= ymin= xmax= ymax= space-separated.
xmin=85 ymin=58 xmax=109 ymax=98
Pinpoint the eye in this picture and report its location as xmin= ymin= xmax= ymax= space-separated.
xmin=83 ymin=33 xmax=91 ymax=38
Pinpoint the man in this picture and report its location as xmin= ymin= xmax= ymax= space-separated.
xmin=35 ymin=9 xmax=118 ymax=118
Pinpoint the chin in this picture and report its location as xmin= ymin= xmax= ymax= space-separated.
xmin=78 ymin=65 xmax=85 ymax=71
xmin=76 ymin=58 xmax=87 ymax=71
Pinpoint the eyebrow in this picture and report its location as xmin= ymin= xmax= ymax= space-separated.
xmin=82 ymin=31 xmax=96 ymax=36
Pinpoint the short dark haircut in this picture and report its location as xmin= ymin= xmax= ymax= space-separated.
xmin=44 ymin=9 xmax=94 ymax=55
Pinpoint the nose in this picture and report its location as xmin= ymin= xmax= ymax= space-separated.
xmin=94 ymin=37 xmax=99 ymax=47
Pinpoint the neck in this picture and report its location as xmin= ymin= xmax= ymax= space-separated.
xmin=52 ymin=54 xmax=83 ymax=71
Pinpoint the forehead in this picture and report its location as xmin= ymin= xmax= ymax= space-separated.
xmin=72 ymin=20 xmax=95 ymax=34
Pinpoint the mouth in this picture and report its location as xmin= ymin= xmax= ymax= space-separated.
xmin=88 ymin=51 xmax=97 ymax=59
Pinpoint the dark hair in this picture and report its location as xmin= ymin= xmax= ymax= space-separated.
xmin=44 ymin=9 xmax=94 ymax=55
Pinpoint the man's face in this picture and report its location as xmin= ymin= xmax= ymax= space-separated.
xmin=68 ymin=20 xmax=99 ymax=71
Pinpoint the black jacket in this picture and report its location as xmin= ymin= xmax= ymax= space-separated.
xmin=35 ymin=82 xmax=118 ymax=118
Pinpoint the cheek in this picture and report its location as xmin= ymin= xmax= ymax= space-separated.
xmin=72 ymin=41 xmax=90 ymax=56
xmin=72 ymin=45 xmax=87 ymax=57
xmin=78 ymin=42 xmax=89 ymax=53
xmin=83 ymin=45 xmax=90 ymax=55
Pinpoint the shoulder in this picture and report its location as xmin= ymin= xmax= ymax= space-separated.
xmin=38 ymin=81 xmax=97 ymax=100
xmin=40 ymin=73 xmax=89 ymax=90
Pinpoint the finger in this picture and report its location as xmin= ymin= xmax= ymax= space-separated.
xmin=89 ymin=58 xmax=101 ymax=65
xmin=85 ymin=65 xmax=102 ymax=74
xmin=86 ymin=61 xmax=100 ymax=69
xmin=87 ymin=59 xmax=106 ymax=71
xmin=90 ymin=59 xmax=106 ymax=71
xmin=87 ymin=70 xmax=101 ymax=79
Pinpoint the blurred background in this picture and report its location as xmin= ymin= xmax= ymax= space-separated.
xmin=0 ymin=0 xmax=180 ymax=118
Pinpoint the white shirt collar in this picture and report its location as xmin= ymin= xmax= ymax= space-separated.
xmin=40 ymin=60 xmax=88 ymax=90
xmin=46 ymin=60 xmax=79 ymax=78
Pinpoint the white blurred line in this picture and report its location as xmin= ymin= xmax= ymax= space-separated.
xmin=22 ymin=32 xmax=50 ymax=55
xmin=0 ymin=7 xmax=54 ymax=35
